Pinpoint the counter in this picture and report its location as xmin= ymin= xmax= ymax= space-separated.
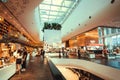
xmin=0 ymin=62 xmax=16 ymax=80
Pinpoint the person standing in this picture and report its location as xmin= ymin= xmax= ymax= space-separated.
xmin=80 ymin=46 xmax=85 ymax=57
xmin=102 ymin=46 xmax=108 ymax=59
xmin=58 ymin=48 xmax=61 ymax=58
xmin=41 ymin=49 xmax=45 ymax=60
xmin=62 ymin=47 xmax=65 ymax=57
xmin=21 ymin=47 xmax=28 ymax=71
xmin=15 ymin=49 xmax=23 ymax=74
xmin=42 ymin=49 xmax=45 ymax=59
xmin=116 ymin=47 xmax=120 ymax=54
xmin=77 ymin=48 xmax=81 ymax=59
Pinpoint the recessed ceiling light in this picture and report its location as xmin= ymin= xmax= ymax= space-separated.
xmin=89 ymin=16 xmax=91 ymax=19
xmin=0 ymin=16 xmax=4 ymax=22
xmin=4 ymin=11 xmax=7 ymax=14
xmin=111 ymin=0 xmax=115 ymax=4
xmin=10 ymin=17 xmax=12 ymax=19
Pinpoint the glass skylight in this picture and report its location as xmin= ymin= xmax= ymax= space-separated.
xmin=38 ymin=0 xmax=79 ymax=25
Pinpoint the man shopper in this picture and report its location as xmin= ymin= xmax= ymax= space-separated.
xmin=21 ymin=47 xmax=28 ymax=71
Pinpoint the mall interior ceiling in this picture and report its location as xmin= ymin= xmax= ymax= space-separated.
xmin=0 ymin=0 xmax=120 ymax=44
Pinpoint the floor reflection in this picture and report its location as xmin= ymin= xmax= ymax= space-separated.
xmin=47 ymin=53 xmax=120 ymax=70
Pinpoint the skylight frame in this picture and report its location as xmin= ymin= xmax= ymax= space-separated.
xmin=38 ymin=0 xmax=79 ymax=24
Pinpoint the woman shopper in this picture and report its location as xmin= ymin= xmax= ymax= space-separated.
xmin=15 ymin=49 xmax=23 ymax=74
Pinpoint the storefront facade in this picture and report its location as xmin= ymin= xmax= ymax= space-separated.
xmin=98 ymin=27 xmax=120 ymax=51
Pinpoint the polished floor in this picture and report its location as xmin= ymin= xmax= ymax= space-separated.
xmin=10 ymin=53 xmax=120 ymax=80
xmin=10 ymin=56 xmax=53 ymax=80
xmin=88 ymin=58 xmax=120 ymax=69
xmin=48 ymin=53 xmax=120 ymax=70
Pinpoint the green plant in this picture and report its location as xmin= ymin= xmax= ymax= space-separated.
xmin=42 ymin=22 xmax=62 ymax=32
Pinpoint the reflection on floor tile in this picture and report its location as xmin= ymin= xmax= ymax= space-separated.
xmin=10 ymin=56 xmax=53 ymax=80
xmin=47 ymin=53 xmax=120 ymax=70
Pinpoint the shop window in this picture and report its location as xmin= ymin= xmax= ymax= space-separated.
xmin=99 ymin=38 xmax=102 ymax=44
xmin=118 ymin=28 xmax=120 ymax=32
xmin=117 ymin=35 xmax=120 ymax=46
xmin=104 ymin=28 xmax=108 ymax=36
xmin=98 ymin=27 xmax=102 ymax=37
xmin=111 ymin=28 xmax=116 ymax=33
xmin=106 ymin=28 xmax=111 ymax=35
xmin=105 ymin=37 xmax=112 ymax=49
xmin=112 ymin=36 xmax=117 ymax=47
